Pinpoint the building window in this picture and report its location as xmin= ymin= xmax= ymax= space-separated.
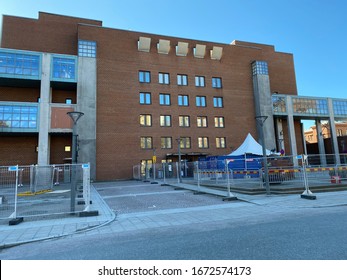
xmin=139 ymin=71 xmax=151 ymax=83
xmin=293 ymin=98 xmax=328 ymax=115
xmin=159 ymin=93 xmax=171 ymax=105
xmin=160 ymin=115 xmax=171 ymax=127
xmin=140 ymin=114 xmax=152 ymax=126
xmin=178 ymin=95 xmax=189 ymax=106
xmin=159 ymin=72 xmax=170 ymax=84
xmin=161 ymin=137 xmax=172 ymax=149
xmin=198 ymin=137 xmax=209 ymax=148
xmin=195 ymin=76 xmax=205 ymax=87
xmin=196 ymin=96 xmax=206 ymax=107
xmin=64 ymin=146 xmax=71 ymax=152
xmin=180 ymin=137 xmax=191 ymax=149
xmin=272 ymin=96 xmax=287 ymax=113
xmin=0 ymin=105 xmax=38 ymax=129
xmin=177 ymin=74 xmax=188 ymax=86
xmin=214 ymin=117 xmax=225 ymax=128
xmin=0 ymin=50 xmax=40 ymax=77
xmin=52 ymin=57 xmax=76 ymax=80
xmin=333 ymin=100 xmax=347 ymax=116
xmin=140 ymin=92 xmax=151 ymax=104
xmin=212 ymin=77 xmax=222 ymax=88
xmin=179 ymin=116 xmax=190 ymax=127
xmin=140 ymin=137 xmax=152 ymax=149
xmin=216 ymin=137 xmax=226 ymax=148
xmin=78 ymin=40 xmax=97 ymax=58
xmin=213 ymin=97 xmax=223 ymax=108
xmin=252 ymin=61 xmax=269 ymax=75
xmin=197 ymin=116 xmax=208 ymax=127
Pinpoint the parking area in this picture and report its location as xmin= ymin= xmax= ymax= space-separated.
xmin=93 ymin=180 xmax=239 ymax=215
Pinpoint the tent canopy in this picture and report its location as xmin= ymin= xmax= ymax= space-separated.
xmin=226 ymin=133 xmax=272 ymax=156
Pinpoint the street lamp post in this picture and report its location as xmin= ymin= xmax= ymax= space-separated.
xmin=67 ymin=111 xmax=84 ymax=213
xmin=255 ymin=115 xmax=270 ymax=195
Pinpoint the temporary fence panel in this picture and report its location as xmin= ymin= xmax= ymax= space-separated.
xmin=305 ymin=165 xmax=347 ymax=186
xmin=0 ymin=163 xmax=91 ymax=222
xmin=0 ymin=166 xmax=18 ymax=220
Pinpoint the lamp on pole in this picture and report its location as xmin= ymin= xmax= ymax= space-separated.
xmin=255 ymin=115 xmax=270 ymax=195
xmin=176 ymin=137 xmax=182 ymax=183
xmin=67 ymin=111 xmax=84 ymax=213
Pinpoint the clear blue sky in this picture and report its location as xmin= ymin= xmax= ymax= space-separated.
xmin=1 ymin=0 xmax=346 ymax=101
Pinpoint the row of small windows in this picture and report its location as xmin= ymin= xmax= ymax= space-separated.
xmin=140 ymin=115 xmax=225 ymax=128
xmin=140 ymin=136 xmax=227 ymax=149
xmin=0 ymin=51 xmax=40 ymax=77
xmin=0 ymin=105 xmax=38 ymax=129
xmin=0 ymin=50 xmax=77 ymax=81
xmin=140 ymin=93 xmax=223 ymax=107
xmin=139 ymin=71 xmax=222 ymax=88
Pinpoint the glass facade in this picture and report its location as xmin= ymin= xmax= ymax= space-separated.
xmin=252 ymin=61 xmax=268 ymax=75
xmin=272 ymin=95 xmax=287 ymax=113
xmin=0 ymin=104 xmax=38 ymax=129
xmin=52 ymin=56 xmax=76 ymax=80
xmin=292 ymin=97 xmax=328 ymax=115
xmin=0 ymin=50 xmax=40 ymax=78
xmin=333 ymin=100 xmax=347 ymax=116
xmin=78 ymin=40 xmax=97 ymax=58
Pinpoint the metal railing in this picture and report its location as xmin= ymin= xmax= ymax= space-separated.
xmin=133 ymin=154 xmax=347 ymax=196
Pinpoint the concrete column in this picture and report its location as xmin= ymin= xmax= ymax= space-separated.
xmin=316 ymin=119 xmax=327 ymax=165
xmin=37 ymin=53 xmax=51 ymax=165
xmin=328 ymin=98 xmax=340 ymax=164
xmin=252 ymin=65 xmax=276 ymax=151
xmin=276 ymin=118 xmax=285 ymax=151
xmin=76 ymin=57 xmax=97 ymax=179
xmin=286 ymin=95 xmax=298 ymax=166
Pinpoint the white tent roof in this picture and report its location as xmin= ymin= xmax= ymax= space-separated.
xmin=227 ymin=133 xmax=271 ymax=156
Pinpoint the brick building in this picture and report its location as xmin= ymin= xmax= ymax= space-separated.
xmin=4 ymin=11 xmax=340 ymax=180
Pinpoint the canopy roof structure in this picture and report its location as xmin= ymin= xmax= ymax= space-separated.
xmin=226 ymin=133 xmax=272 ymax=156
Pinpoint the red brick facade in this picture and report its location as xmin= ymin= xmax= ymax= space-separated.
xmin=0 ymin=12 xmax=303 ymax=180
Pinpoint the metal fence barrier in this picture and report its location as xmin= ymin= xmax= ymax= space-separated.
xmin=0 ymin=163 xmax=92 ymax=224
xmin=133 ymin=154 xmax=347 ymax=197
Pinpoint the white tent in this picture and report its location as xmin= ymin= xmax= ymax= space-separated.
xmin=227 ymin=133 xmax=272 ymax=156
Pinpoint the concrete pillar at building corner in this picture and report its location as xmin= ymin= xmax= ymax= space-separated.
xmin=251 ymin=61 xmax=276 ymax=151
xmin=76 ymin=56 xmax=97 ymax=179
xmin=37 ymin=53 xmax=51 ymax=166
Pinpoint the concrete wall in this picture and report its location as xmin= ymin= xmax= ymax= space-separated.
xmin=77 ymin=57 xmax=97 ymax=179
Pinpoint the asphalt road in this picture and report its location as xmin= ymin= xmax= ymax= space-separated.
xmin=1 ymin=206 xmax=346 ymax=260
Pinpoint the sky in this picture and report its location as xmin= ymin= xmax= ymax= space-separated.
xmin=1 ymin=0 xmax=346 ymax=128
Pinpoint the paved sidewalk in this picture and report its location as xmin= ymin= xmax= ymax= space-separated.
xmin=0 ymin=181 xmax=346 ymax=248
xmin=0 ymin=186 xmax=116 ymax=248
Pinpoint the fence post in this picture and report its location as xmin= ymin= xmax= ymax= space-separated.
xmin=30 ymin=164 xmax=35 ymax=193
xmin=79 ymin=163 xmax=98 ymax=217
xmin=224 ymin=160 xmax=237 ymax=200
xmin=8 ymin=165 xmax=24 ymax=225
xmin=162 ymin=162 xmax=167 ymax=185
xmin=197 ymin=162 xmax=200 ymax=191
xmin=301 ymin=155 xmax=316 ymax=200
